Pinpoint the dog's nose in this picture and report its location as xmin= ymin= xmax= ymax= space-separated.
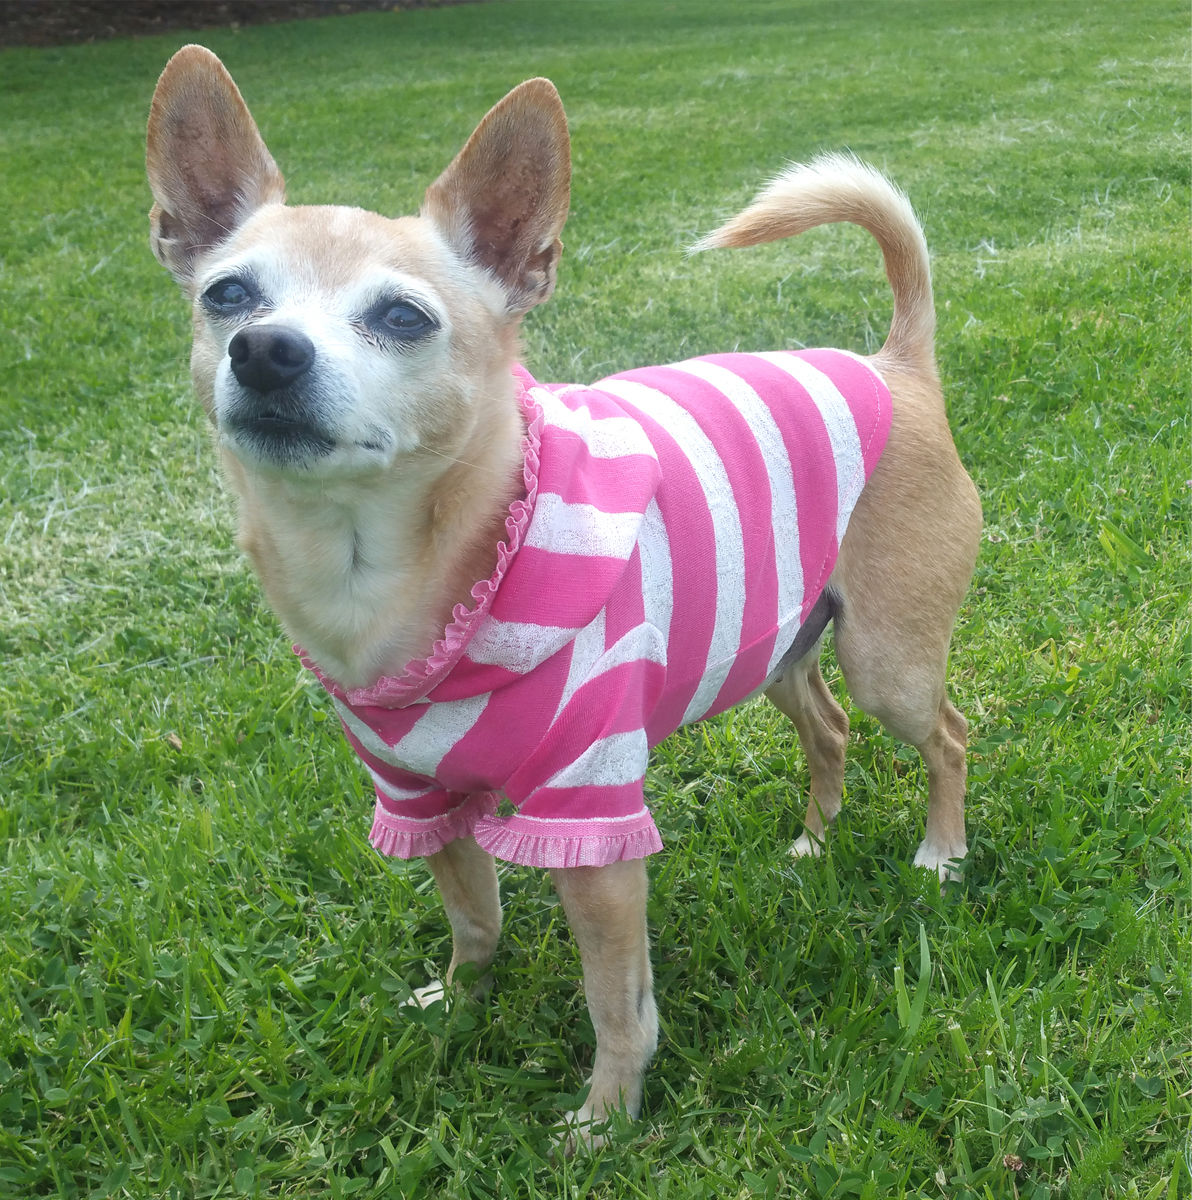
xmin=228 ymin=326 xmax=315 ymax=392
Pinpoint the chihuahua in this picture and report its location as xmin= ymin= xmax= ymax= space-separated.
xmin=147 ymin=46 xmax=980 ymax=1145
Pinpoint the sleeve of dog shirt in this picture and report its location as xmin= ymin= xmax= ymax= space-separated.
xmin=468 ymin=642 xmax=666 ymax=870
xmin=328 ymin=698 xmax=501 ymax=859
xmin=369 ymin=785 xmax=502 ymax=860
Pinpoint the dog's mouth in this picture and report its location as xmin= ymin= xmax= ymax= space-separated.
xmin=224 ymin=408 xmax=337 ymax=464
xmin=221 ymin=405 xmax=397 ymax=475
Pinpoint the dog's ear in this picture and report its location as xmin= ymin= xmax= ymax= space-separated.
xmin=146 ymin=45 xmax=285 ymax=284
xmin=422 ymin=79 xmax=571 ymax=316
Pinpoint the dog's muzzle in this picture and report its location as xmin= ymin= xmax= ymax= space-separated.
xmin=222 ymin=324 xmax=336 ymax=464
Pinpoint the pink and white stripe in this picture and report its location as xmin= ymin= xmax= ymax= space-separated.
xmin=304 ymin=349 xmax=891 ymax=869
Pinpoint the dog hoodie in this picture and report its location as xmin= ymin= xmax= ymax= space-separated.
xmin=300 ymin=349 xmax=891 ymax=868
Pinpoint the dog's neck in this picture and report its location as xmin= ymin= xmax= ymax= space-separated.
xmin=226 ymin=422 xmax=525 ymax=691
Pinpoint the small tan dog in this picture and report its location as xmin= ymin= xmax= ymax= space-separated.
xmin=147 ymin=46 xmax=980 ymax=1144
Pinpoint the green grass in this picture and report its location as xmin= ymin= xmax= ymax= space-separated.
xmin=0 ymin=1 xmax=1188 ymax=1196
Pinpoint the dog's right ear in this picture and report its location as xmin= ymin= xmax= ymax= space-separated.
xmin=422 ymin=79 xmax=571 ymax=316
xmin=146 ymin=45 xmax=285 ymax=284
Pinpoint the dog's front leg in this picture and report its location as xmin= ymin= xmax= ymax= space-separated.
xmin=412 ymin=836 xmax=502 ymax=1006
xmin=550 ymin=859 xmax=658 ymax=1150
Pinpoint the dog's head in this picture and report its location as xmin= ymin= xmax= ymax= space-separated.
xmin=146 ymin=46 xmax=570 ymax=482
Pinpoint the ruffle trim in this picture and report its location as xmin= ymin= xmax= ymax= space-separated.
xmin=472 ymin=814 xmax=664 ymax=869
xmin=298 ymin=367 xmax=545 ymax=708
xmin=368 ymin=792 xmax=500 ymax=860
xmin=367 ymin=794 xmax=664 ymax=868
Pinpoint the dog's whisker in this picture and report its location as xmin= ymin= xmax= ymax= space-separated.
xmin=420 ymin=445 xmax=509 ymax=475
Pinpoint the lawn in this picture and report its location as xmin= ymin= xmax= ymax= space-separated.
xmin=0 ymin=1 xmax=1188 ymax=1197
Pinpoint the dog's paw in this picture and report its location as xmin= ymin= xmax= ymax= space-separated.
xmin=914 ymin=840 xmax=967 ymax=885
xmin=558 ymin=1106 xmax=616 ymax=1156
xmin=790 ymin=831 xmax=825 ymax=859
xmin=405 ymin=980 xmax=449 ymax=1010
xmin=404 ymin=963 xmax=494 ymax=1010
xmin=559 ymin=1115 xmax=598 ymax=1156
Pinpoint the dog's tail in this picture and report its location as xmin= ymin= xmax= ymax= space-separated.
xmin=690 ymin=153 xmax=935 ymax=368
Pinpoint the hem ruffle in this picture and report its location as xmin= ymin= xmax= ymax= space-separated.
xmin=368 ymin=792 xmax=500 ymax=860
xmin=472 ymin=815 xmax=663 ymax=869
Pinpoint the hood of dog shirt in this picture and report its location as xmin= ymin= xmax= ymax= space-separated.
xmin=298 ymin=349 xmax=891 ymax=868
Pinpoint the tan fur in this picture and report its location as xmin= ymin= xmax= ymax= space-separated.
xmin=147 ymin=48 xmax=980 ymax=1148
xmin=693 ymin=153 xmax=936 ymax=370
xmin=147 ymin=49 xmax=559 ymax=686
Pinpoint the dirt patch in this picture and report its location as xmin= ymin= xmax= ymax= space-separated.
xmin=0 ymin=1 xmax=469 ymax=48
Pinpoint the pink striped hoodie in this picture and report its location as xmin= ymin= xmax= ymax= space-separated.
xmin=301 ymin=348 xmax=891 ymax=869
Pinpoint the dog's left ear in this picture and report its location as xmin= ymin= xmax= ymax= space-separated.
xmin=423 ymin=79 xmax=571 ymax=316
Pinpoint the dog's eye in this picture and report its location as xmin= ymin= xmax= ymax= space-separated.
xmin=203 ymin=278 xmax=256 ymax=313
xmin=375 ymin=301 xmax=436 ymax=339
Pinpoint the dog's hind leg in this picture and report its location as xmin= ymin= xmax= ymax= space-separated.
xmin=766 ymin=648 xmax=850 ymax=860
xmin=908 ymin=696 xmax=969 ymax=878
xmin=413 ymin=836 xmax=502 ymax=1006
xmin=550 ymin=859 xmax=657 ymax=1150
xmin=833 ymin=612 xmax=970 ymax=884
xmin=825 ymin=373 xmax=981 ymax=882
